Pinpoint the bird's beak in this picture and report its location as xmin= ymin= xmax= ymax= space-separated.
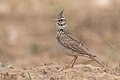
xmin=54 ymin=19 xmax=58 ymax=22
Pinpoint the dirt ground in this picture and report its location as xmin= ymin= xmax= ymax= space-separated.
xmin=0 ymin=63 xmax=120 ymax=80
xmin=0 ymin=0 xmax=120 ymax=80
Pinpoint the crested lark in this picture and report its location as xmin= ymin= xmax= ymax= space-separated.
xmin=54 ymin=10 xmax=105 ymax=68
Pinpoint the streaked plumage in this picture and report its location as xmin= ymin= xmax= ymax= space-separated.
xmin=55 ymin=10 xmax=105 ymax=68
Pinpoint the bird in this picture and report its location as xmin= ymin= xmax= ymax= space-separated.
xmin=54 ymin=10 xmax=105 ymax=68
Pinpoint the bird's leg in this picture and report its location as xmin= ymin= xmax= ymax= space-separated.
xmin=66 ymin=57 xmax=75 ymax=68
xmin=71 ymin=56 xmax=78 ymax=67
xmin=66 ymin=56 xmax=78 ymax=68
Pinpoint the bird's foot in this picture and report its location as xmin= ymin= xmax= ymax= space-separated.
xmin=58 ymin=65 xmax=73 ymax=72
xmin=65 ymin=65 xmax=73 ymax=69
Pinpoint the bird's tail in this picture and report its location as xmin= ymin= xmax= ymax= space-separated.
xmin=84 ymin=54 xmax=119 ymax=75
xmin=85 ymin=52 xmax=105 ymax=68
xmin=89 ymin=56 xmax=119 ymax=75
xmin=89 ymin=56 xmax=105 ymax=68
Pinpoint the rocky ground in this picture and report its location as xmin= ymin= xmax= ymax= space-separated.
xmin=0 ymin=63 xmax=120 ymax=80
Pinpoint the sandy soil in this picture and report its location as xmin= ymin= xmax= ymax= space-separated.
xmin=0 ymin=0 xmax=120 ymax=80
xmin=0 ymin=63 xmax=120 ymax=80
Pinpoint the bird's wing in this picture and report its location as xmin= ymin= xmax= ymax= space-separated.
xmin=67 ymin=32 xmax=81 ymax=43
xmin=58 ymin=33 xmax=95 ymax=57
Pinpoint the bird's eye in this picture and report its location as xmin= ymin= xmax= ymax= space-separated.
xmin=59 ymin=19 xmax=63 ymax=21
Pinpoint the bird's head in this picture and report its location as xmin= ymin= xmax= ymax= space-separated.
xmin=54 ymin=10 xmax=67 ymax=30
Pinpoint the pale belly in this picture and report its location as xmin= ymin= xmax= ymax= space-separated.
xmin=56 ymin=38 xmax=77 ymax=56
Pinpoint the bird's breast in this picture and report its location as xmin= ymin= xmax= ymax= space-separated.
xmin=56 ymin=35 xmax=76 ymax=56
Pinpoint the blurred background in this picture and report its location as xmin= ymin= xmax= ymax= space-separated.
xmin=0 ymin=0 xmax=119 ymax=68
